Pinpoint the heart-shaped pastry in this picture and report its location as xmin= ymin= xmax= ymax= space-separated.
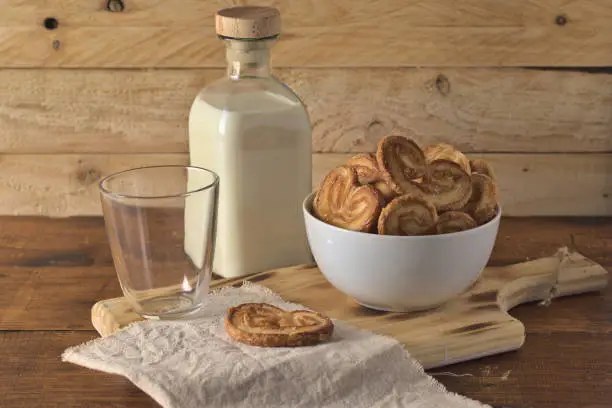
xmin=424 ymin=142 xmax=471 ymax=175
xmin=469 ymin=158 xmax=496 ymax=181
xmin=313 ymin=165 xmax=384 ymax=232
xmin=463 ymin=173 xmax=499 ymax=224
xmin=376 ymin=135 xmax=428 ymax=195
xmin=395 ymin=159 xmax=472 ymax=212
xmin=373 ymin=179 xmax=398 ymax=201
xmin=421 ymin=159 xmax=473 ymax=212
xmin=377 ymin=194 xmax=438 ymax=236
xmin=435 ymin=211 xmax=477 ymax=234
xmin=225 ymin=303 xmax=334 ymax=347
xmin=347 ymin=152 xmax=381 ymax=184
xmin=347 ymin=153 xmax=397 ymax=201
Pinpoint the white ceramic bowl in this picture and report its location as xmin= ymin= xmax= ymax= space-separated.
xmin=302 ymin=192 xmax=501 ymax=312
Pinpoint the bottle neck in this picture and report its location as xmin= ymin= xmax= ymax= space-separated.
xmin=224 ymin=38 xmax=275 ymax=80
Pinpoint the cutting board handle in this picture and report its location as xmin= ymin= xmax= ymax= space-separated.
xmin=496 ymin=247 xmax=608 ymax=312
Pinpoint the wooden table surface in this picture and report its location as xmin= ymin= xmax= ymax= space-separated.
xmin=0 ymin=216 xmax=610 ymax=408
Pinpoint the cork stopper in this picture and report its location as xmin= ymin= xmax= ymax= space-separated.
xmin=215 ymin=6 xmax=281 ymax=40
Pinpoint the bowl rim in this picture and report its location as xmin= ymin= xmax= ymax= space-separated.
xmin=302 ymin=191 xmax=501 ymax=240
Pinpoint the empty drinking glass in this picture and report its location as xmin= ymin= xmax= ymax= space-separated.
xmin=99 ymin=165 xmax=219 ymax=319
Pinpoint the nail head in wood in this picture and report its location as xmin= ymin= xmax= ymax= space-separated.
xmin=52 ymin=40 xmax=61 ymax=50
xmin=106 ymin=0 xmax=125 ymax=12
xmin=555 ymin=14 xmax=568 ymax=26
xmin=43 ymin=17 xmax=59 ymax=30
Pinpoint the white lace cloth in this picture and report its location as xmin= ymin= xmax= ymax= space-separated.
xmin=62 ymin=282 xmax=490 ymax=408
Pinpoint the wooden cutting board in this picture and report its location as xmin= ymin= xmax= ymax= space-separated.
xmin=92 ymin=247 xmax=608 ymax=369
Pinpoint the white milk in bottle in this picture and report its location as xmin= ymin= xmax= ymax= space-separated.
xmin=185 ymin=6 xmax=313 ymax=278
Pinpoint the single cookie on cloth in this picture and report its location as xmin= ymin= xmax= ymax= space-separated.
xmin=225 ymin=303 xmax=334 ymax=347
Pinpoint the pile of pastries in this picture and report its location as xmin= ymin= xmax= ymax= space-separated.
xmin=312 ymin=135 xmax=499 ymax=236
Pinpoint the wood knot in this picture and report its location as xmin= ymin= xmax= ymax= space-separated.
xmin=76 ymin=168 xmax=102 ymax=185
xmin=246 ymin=272 xmax=276 ymax=283
xmin=555 ymin=14 xmax=568 ymax=26
xmin=367 ymin=119 xmax=384 ymax=131
xmin=469 ymin=290 xmax=498 ymax=303
xmin=448 ymin=321 xmax=497 ymax=335
xmin=435 ymin=74 xmax=451 ymax=96
xmin=106 ymin=0 xmax=125 ymax=12
xmin=365 ymin=119 xmax=387 ymax=143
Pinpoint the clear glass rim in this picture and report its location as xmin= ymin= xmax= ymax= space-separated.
xmin=99 ymin=165 xmax=219 ymax=200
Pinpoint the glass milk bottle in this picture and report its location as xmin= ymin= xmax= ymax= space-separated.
xmin=186 ymin=6 xmax=313 ymax=278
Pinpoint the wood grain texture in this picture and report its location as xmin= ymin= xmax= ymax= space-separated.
xmin=0 ymin=153 xmax=608 ymax=216
xmin=1 ymin=0 xmax=611 ymax=67
xmin=1 ymin=217 xmax=611 ymax=407
xmin=91 ymin=249 xmax=609 ymax=370
xmin=491 ymin=217 xmax=612 ymax=268
xmin=298 ymin=68 xmax=612 ymax=154
xmin=2 ymin=263 xmax=610 ymax=335
xmin=0 ymin=153 xmax=187 ymax=216
xmin=0 ymin=216 xmax=610 ymax=332
xmin=0 ymin=217 xmax=110 ymax=267
xmin=2 ymin=0 xmax=226 ymax=26
xmin=4 ymin=0 xmax=611 ymax=27
xmin=0 ymin=266 xmax=120 ymax=331
xmin=0 ymin=215 xmax=608 ymax=271
xmin=1 ymin=331 xmax=610 ymax=408
xmin=439 ymin=332 xmax=612 ymax=408
xmin=0 ymin=331 xmax=155 ymax=408
xmin=1 ymin=68 xmax=610 ymax=154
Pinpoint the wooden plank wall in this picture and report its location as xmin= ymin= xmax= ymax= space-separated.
xmin=0 ymin=0 xmax=610 ymax=217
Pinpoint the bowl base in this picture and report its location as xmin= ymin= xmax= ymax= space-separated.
xmin=356 ymin=299 xmax=445 ymax=314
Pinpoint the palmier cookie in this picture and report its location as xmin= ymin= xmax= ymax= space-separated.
xmin=424 ymin=142 xmax=471 ymax=175
xmin=377 ymin=194 xmax=438 ymax=236
xmin=421 ymin=159 xmax=473 ymax=212
xmin=435 ymin=211 xmax=477 ymax=234
xmin=226 ymin=303 xmax=334 ymax=347
xmin=376 ymin=135 xmax=427 ymax=195
xmin=347 ymin=152 xmax=381 ymax=185
xmin=463 ymin=173 xmax=499 ymax=224
xmin=313 ymin=165 xmax=384 ymax=233
xmin=469 ymin=158 xmax=496 ymax=182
